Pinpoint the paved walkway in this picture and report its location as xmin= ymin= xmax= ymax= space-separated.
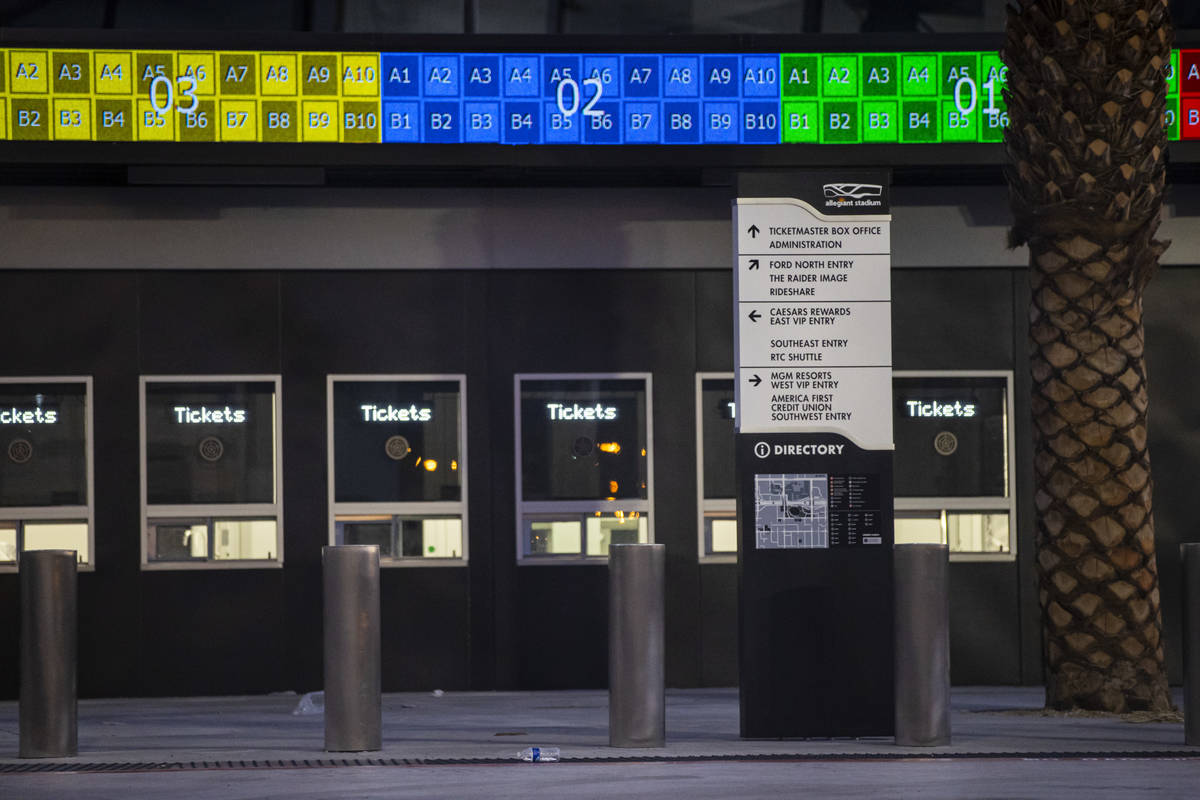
xmin=0 ymin=687 xmax=1194 ymax=798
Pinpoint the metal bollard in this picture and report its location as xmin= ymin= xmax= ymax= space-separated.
xmin=323 ymin=545 xmax=381 ymax=752
xmin=608 ymin=543 xmax=666 ymax=748
xmin=19 ymin=550 xmax=78 ymax=758
xmin=1183 ymin=543 xmax=1200 ymax=746
xmin=894 ymin=543 xmax=951 ymax=746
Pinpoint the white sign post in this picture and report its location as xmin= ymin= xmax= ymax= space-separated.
xmin=733 ymin=197 xmax=893 ymax=451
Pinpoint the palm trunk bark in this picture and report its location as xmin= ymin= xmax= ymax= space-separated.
xmin=1004 ymin=0 xmax=1173 ymax=711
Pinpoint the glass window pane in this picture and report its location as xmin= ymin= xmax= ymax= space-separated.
xmin=701 ymin=378 xmax=736 ymax=499
xmin=23 ymin=521 xmax=90 ymax=563
xmin=527 ymin=519 xmax=582 ymax=555
xmin=893 ymin=376 xmax=1008 ymax=498
xmin=705 ymin=513 xmax=738 ymax=553
xmin=947 ymin=512 xmax=1010 ymax=554
xmin=585 ymin=512 xmax=647 ymax=556
xmin=520 ymin=378 xmax=648 ymax=502
xmin=149 ymin=520 xmax=209 ymax=561
xmin=405 ymin=516 xmax=463 ymax=559
xmin=145 ymin=381 xmax=276 ymax=505
xmin=213 ymin=519 xmax=277 ymax=560
xmin=333 ymin=380 xmax=463 ymax=503
xmin=0 ymin=522 xmax=17 ymax=563
xmin=895 ymin=512 xmax=946 ymax=546
xmin=338 ymin=515 xmax=395 ymax=556
xmin=0 ymin=382 xmax=88 ymax=507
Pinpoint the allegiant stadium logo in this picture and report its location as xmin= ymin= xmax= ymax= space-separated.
xmin=823 ymin=183 xmax=883 ymax=199
xmin=822 ymin=183 xmax=884 ymax=209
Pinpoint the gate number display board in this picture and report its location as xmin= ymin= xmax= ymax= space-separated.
xmin=0 ymin=45 xmax=1187 ymax=145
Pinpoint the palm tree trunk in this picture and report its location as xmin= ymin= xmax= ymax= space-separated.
xmin=1004 ymin=0 xmax=1173 ymax=711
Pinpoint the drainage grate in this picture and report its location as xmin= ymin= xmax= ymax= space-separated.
xmin=1 ymin=750 xmax=1198 ymax=774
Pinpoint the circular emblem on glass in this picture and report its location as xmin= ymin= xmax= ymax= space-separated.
xmin=571 ymin=436 xmax=594 ymax=458
xmin=933 ymin=431 xmax=958 ymax=457
xmin=754 ymin=441 xmax=771 ymax=459
xmin=198 ymin=436 xmax=225 ymax=462
xmin=8 ymin=438 xmax=33 ymax=464
xmin=385 ymin=435 xmax=411 ymax=461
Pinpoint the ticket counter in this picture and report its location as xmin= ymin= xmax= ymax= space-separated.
xmin=515 ymin=374 xmax=653 ymax=562
xmin=0 ymin=377 xmax=92 ymax=568
xmin=892 ymin=371 xmax=1015 ymax=559
xmin=140 ymin=376 xmax=282 ymax=568
xmin=695 ymin=374 xmax=737 ymax=561
xmin=327 ymin=375 xmax=466 ymax=564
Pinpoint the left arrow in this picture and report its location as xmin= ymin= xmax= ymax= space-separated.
xmin=749 ymin=374 xmax=762 ymax=387
xmin=748 ymin=309 xmax=762 ymax=323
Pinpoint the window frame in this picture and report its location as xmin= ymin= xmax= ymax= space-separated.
xmin=326 ymin=374 xmax=468 ymax=567
xmin=893 ymin=369 xmax=1017 ymax=562
xmin=0 ymin=375 xmax=95 ymax=572
xmin=140 ymin=374 xmax=284 ymax=570
xmin=696 ymin=372 xmax=736 ymax=564
xmin=514 ymin=372 xmax=654 ymax=565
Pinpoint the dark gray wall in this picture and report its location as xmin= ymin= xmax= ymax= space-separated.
xmin=17 ymin=263 xmax=1200 ymax=695
xmin=0 ymin=264 xmax=1057 ymax=698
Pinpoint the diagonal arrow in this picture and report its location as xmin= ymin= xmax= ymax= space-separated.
xmin=748 ymin=259 xmax=760 ymax=270
xmin=748 ymin=309 xmax=761 ymax=323
xmin=747 ymin=224 xmax=760 ymax=238
xmin=749 ymin=374 xmax=762 ymax=387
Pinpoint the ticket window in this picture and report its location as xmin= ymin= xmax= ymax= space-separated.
xmin=893 ymin=372 xmax=1016 ymax=560
xmin=696 ymin=374 xmax=737 ymax=561
xmin=0 ymin=378 xmax=94 ymax=569
xmin=141 ymin=377 xmax=282 ymax=568
xmin=515 ymin=374 xmax=653 ymax=562
xmin=327 ymin=376 xmax=466 ymax=565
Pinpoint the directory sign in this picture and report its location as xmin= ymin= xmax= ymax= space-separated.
xmin=734 ymin=172 xmax=895 ymax=739
xmin=0 ymin=45 xmax=1182 ymax=145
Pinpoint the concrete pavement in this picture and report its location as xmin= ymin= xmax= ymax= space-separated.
xmin=0 ymin=687 xmax=1194 ymax=798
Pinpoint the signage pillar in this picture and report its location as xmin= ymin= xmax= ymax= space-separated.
xmin=734 ymin=171 xmax=894 ymax=738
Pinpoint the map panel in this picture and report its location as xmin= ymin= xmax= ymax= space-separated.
xmin=754 ymin=472 xmax=828 ymax=549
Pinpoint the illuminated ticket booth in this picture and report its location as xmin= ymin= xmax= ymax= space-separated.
xmin=515 ymin=374 xmax=653 ymax=562
xmin=327 ymin=375 xmax=466 ymax=564
xmin=140 ymin=376 xmax=283 ymax=567
xmin=892 ymin=372 xmax=1016 ymax=559
xmin=0 ymin=378 xmax=93 ymax=568
xmin=695 ymin=373 xmax=737 ymax=561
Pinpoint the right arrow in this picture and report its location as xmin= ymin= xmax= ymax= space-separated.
xmin=747 ymin=224 xmax=760 ymax=238
xmin=748 ymin=259 xmax=760 ymax=270
xmin=748 ymin=309 xmax=761 ymax=323
xmin=749 ymin=374 xmax=762 ymax=387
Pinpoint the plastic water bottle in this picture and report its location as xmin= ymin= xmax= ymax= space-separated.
xmin=518 ymin=746 xmax=560 ymax=762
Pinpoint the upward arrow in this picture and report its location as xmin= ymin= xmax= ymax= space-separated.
xmin=747 ymin=224 xmax=760 ymax=238
xmin=748 ymin=259 xmax=760 ymax=270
